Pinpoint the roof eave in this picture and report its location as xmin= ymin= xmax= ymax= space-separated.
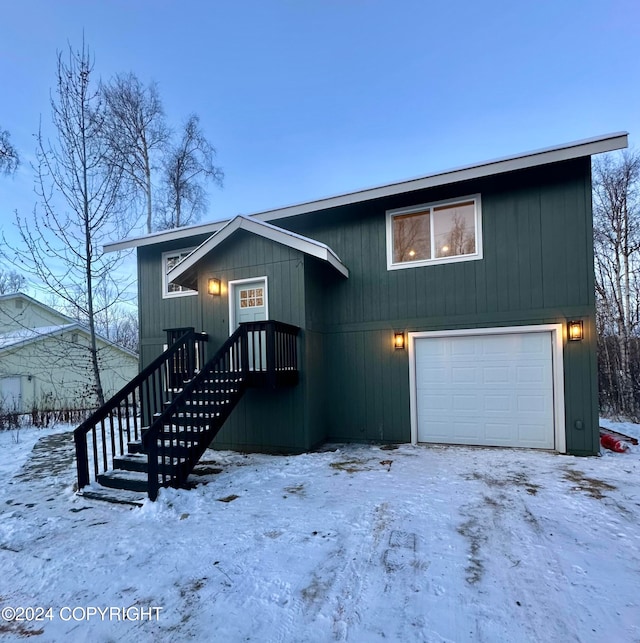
xmin=105 ymin=132 xmax=628 ymax=252
xmin=167 ymin=215 xmax=349 ymax=287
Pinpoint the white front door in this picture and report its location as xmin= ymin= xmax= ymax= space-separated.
xmin=229 ymin=278 xmax=268 ymax=370
xmin=232 ymin=279 xmax=268 ymax=328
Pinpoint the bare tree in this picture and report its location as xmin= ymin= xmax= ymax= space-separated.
xmin=593 ymin=150 xmax=640 ymax=417
xmin=102 ymin=73 xmax=169 ymax=234
xmin=0 ymin=269 xmax=27 ymax=294
xmin=156 ymin=114 xmax=223 ymax=230
xmin=3 ymin=41 xmax=133 ymax=407
xmin=0 ymin=128 xmax=19 ymax=175
xmin=107 ymin=308 xmax=139 ymax=353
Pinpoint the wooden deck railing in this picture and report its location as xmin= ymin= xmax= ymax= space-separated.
xmin=74 ymin=321 xmax=300 ymax=498
xmin=74 ymin=330 xmax=208 ymax=489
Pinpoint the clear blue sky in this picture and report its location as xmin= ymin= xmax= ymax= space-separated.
xmin=1 ymin=0 xmax=638 ymax=242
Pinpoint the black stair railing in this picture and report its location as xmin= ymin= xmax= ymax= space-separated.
xmin=143 ymin=321 xmax=300 ymax=500
xmin=74 ymin=330 xmax=208 ymax=490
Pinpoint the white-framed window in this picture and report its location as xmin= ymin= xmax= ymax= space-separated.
xmin=162 ymin=248 xmax=197 ymax=298
xmin=386 ymin=194 xmax=482 ymax=270
xmin=239 ymin=287 xmax=265 ymax=309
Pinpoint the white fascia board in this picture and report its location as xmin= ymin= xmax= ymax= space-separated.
xmin=167 ymin=216 xmax=349 ymax=284
xmin=107 ymin=132 xmax=628 ymax=252
xmin=104 ymin=220 xmax=227 ymax=252
xmin=0 ymin=322 xmax=138 ymax=358
xmin=252 ymin=132 xmax=628 ymax=224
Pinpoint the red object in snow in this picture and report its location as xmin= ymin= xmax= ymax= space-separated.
xmin=600 ymin=433 xmax=629 ymax=453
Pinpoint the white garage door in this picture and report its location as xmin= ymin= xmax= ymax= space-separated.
xmin=415 ymin=331 xmax=555 ymax=449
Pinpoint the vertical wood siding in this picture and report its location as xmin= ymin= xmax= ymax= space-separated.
xmin=279 ymin=158 xmax=598 ymax=453
xmin=137 ymin=157 xmax=598 ymax=454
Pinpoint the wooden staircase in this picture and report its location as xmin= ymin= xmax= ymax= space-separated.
xmin=74 ymin=321 xmax=299 ymax=501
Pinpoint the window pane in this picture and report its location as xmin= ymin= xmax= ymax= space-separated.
xmin=163 ymin=249 xmax=197 ymax=297
xmin=433 ymin=201 xmax=476 ymax=258
xmin=393 ymin=211 xmax=431 ymax=263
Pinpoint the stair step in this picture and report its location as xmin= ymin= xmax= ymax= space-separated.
xmin=184 ymin=398 xmax=239 ymax=407
xmin=97 ymin=469 xmax=150 ymax=493
xmin=158 ymin=429 xmax=209 ymax=441
xmin=152 ymin=413 xmax=214 ymax=427
xmin=114 ymin=453 xmax=187 ymax=474
xmin=78 ymin=487 xmax=146 ymax=507
xmin=129 ymin=436 xmax=208 ymax=456
xmin=128 ymin=440 xmax=144 ymax=454
xmin=114 ymin=453 xmax=149 ymax=472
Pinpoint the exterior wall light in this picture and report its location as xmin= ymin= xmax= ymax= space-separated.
xmin=568 ymin=320 xmax=583 ymax=341
xmin=208 ymin=277 xmax=221 ymax=296
xmin=394 ymin=332 xmax=405 ymax=350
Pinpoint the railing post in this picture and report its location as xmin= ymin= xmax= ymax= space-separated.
xmin=75 ymin=432 xmax=90 ymax=489
xmin=266 ymin=321 xmax=277 ymax=388
xmin=147 ymin=437 xmax=159 ymax=501
xmin=187 ymin=334 xmax=195 ymax=381
xmin=240 ymin=326 xmax=249 ymax=374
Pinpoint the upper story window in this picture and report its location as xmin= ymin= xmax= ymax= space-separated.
xmin=386 ymin=195 xmax=482 ymax=270
xmin=162 ymin=249 xmax=197 ymax=298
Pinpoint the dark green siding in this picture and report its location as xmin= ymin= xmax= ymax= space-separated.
xmin=137 ymin=157 xmax=599 ymax=455
xmin=138 ymin=234 xmax=211 ymax=365
xmin=199 ymin=231 xmax=308 ymax=453
xmin=276 ymin=158 xmax=598 ymax=453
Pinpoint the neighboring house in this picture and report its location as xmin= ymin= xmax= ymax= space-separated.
xmin=84 ymin=132 xmax=628 ymax=498
xmin=0 ymin=293 xmax=138 ymax=413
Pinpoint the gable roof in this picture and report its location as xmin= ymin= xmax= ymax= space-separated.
xmin=105 ymin=132 xmax=628 ymax=253
xmin=0 ymin=323 xmax=79 ymax=351
xmin=167 ymin=216 xmax=349 ymax=289
xmin=0 ymin=321 xmax=138 ymax=358
xmin=0 ymin=292 xmax=138 ymax=357
xmin=0 ymin=292 xmax=73 ymax=328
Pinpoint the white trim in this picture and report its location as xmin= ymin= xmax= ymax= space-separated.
xmin=105 ymin=220 xmax=228 ymax=252
xmin=228 ymin=276 xmax=269 ymax=335
xmin=408 ymin=324 xmax=566 ymax=453
xmin=167 ymin=216 xmax=349 ymax=288
xmin=161 ymin=248 xmax=198 ymax=299
xmin=386 ymin=194 xmax=483 ymax=270
xmin=105 ymin=132 xmax=628 ymax=252
xmin=0 ymin=322 xmax=138 ymax=358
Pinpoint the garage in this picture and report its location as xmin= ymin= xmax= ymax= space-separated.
xmin=411 ymin=327 xmax=562 ymax=450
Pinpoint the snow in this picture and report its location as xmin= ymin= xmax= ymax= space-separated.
xmin=0 ymin=325 xmax=74 ymax=349
xmin=1 ymin=422 xmax=640 ymax=642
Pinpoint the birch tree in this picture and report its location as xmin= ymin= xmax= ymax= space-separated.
xmin=156 ymin=114 xmax=223 ymax=230
xmin=5 ymin=41 xmax=132 ymax=407
xmin=593 ymin=150 xmax=640 ymax=417
xmin=102 ymin=74 xmax=169 ymax=234
xmin=0 ymin=128 xmax=19 ymax=175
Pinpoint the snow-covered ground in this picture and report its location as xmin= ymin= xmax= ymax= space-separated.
xmin=1 ymin=421 xmax=639 ymax=642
